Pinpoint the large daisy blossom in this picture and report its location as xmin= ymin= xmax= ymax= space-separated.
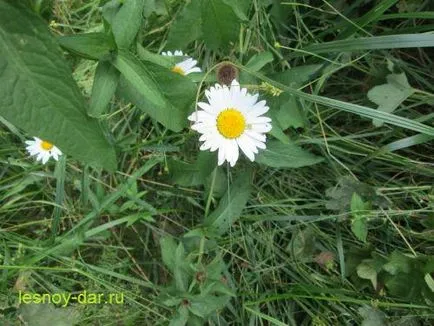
xmin=161 ymin=50 xmax=201 ymax=75
xmin=25 ymin=137 xmax=62 ymax=164
xmin=188 ymin=80 xmax=272 ymax=167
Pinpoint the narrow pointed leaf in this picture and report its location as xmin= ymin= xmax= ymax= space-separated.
xmin=88 ymin=61 xmax=120 ymax=117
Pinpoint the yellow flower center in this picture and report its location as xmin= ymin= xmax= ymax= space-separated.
xmin=171 ymin=66 xmax=185 ymax=75
xmin=40 ymin=140 xmax=54 ymax=151
xmin=216 ymin=108 xmax=246 ymax=139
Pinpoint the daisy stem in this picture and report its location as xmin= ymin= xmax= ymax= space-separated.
xmin=51 ymin=154 xmax=66 ymax=242
xmin=204 ymin=168 xmax=217 ymax=218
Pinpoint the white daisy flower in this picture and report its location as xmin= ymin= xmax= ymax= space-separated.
xmin=188 ymin=80 xmax=272 ymax=167
xmin=25 ymin=137 xmax=62 ymax=164
xmin=161 ymin=50 xmax=202 ymax=75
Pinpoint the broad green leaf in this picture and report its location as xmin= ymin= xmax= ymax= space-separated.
xmin=115 ymin=52 xmax=196 ymax=131
xmin=383 ymin=251 xmax=411 ymax=275
xmin=88 ymin=61 xmax=120 ymax=117
xmin=166 ymin=0 xmax=202 ymax=50
xmin=19 ymin=303 xmax=80 ymax=326
xmin=275 ymin=95 xmax=305 ymax=130
xmin=160 ymin=236 xmax=178 ymax=272
xmin=174 ymin=242 xmax=189 ymax=291
xmin=169 ymin=151 xmax=217 ymax=186
xmin=368 ymin=73 xmax=414 ymax=126
xmin=351 ymin=217 xmax=368 ymax=243
xmin=201 ymin=0 xmax=240 ymax=51
xmin=0 ymin=1 xmax=116 ymax=170
xmin=58 ymin=33 xmax=115 ymax=60
xmin=189 ymin=295 xmax=231 ymax=318
xmin=170 ymin=305 xmax=189 ymax=326
xmin=256 ymin=140 xmax=323 ymax=168
xmin=112 ymin=0 xmax=145 ymax=48
xmin=350 ymin=193 xmax=371 ymax=242
xmin=269 ymin=65 xmax=322 ymax=88
xmin=222 ymin=0 xmax=250 ymax=20
xmin=358 ymin=306 xmax=387 ymax=326
xmin=357 ymin=261 xmax=378 ymax=289
xmin=245 ymin=52 xmax=274 ymax=72
xmin=204 ymin=171 xmax=251 ymax=235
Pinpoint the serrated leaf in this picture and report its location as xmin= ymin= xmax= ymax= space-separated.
xmin=166 ymin=0 xmax=202 ymax=49
xmin=201 ymin=0 xmax=240 ymax=50
xmin=256 ymin=140 xmax=323 ymax=168
xmin=204 ymin=171 xmax=251 ymax=235
xmin=115 ymin=52 xmax=196 ymax=131
xmin=112 ymin=0 xmax=145 ymax=48
xmin=58 ymin=33 xmax=115 ymax=60
xmin=19 ymin=303 xmax=80 ymax=326
xmin=368 ymin=73 xmax=414 ymax=127
xmin=88 ymin=61 xmax=120 ymax=117
xmin=357 ymin=261 xmax=378 ymax=289
xmin=0 ymin=1 xmax=116 ymax=170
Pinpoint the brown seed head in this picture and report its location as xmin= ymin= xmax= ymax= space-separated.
xmin=217 ymin=63 xmax=239 ymax=86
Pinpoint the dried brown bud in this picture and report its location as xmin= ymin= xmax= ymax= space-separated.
xmin=217 ymin=63 xmax=239 ymax=86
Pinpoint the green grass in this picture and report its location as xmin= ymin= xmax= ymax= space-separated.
xmin=1 ymin=0 xmax=434 ymax=325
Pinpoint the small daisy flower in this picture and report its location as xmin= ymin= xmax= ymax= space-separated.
xmin=161 ymin=50 xmax=202 ymax=76
xmin=188 ymin=80 xmax=272 ymax=167
xmin=25 ymin=137 xmax=62 ymax=164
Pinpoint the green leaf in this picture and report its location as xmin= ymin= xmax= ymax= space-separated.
xmin=115 ymin=52 xmax=196 ymax=131
xmin=368 ymin=73 xmax=414 ymax=126
xmin=358 ymin=306 xmax=387 ymax=326
xmin=58 ymin=33 xmax=115 ymax=60
xmin=424 ymin=273 xmax=434 ymax=292
xmin=88 ymin=61 xmax=120 ymax=117
xmin=166 ymin=0 xmax=202 ymax=50
xmin=245 ymin=52 xmax=274 ymax=72
xmin=112 ymin=0 xmax=145 ymax=48
xmin=357 ymin=261 xmax=378 ymax=289
xmin=256 ymin=140 xmax=323 ymax=168
xmin=246 ymin=65 xmax=434 ymax=136
xmin=201 ymin=0 xmax=240 ymax=50
xmin=0 ymin=1 xmax=116 ymax=170
xmin=350 ymin=193 xmax=370 ymax=242
xmin=269 ymin=64 xmax=323 ymax=88
xmin=169 ymin=305 xmax=189 ymax=326
xmin=19 ymin=303 xmax=80 ymax=326
xmin=383 ymin=251 xmax=411 ymax=275
xmin=160 ymin=236 xmax=178 ymax=272
xmin=294 ymin=34 xmax=434 ymax=57
xmin=222 ymin=0 xmax=250 ymax=20
xmin=204 ymin=171 xmax=251 ymax=235
xmin=169 ymin=151 xmax=217 ymax=186
xmin=189 ymin=295 xmax=230 ymax=318
xmin=275 ymin=95 xmax=305 ymax=130
xmin=351 ymin=217 xmax=368 ymax=243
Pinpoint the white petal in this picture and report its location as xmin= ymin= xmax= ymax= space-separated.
xmin=237 ymin=137 xmax=255 ymax=161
